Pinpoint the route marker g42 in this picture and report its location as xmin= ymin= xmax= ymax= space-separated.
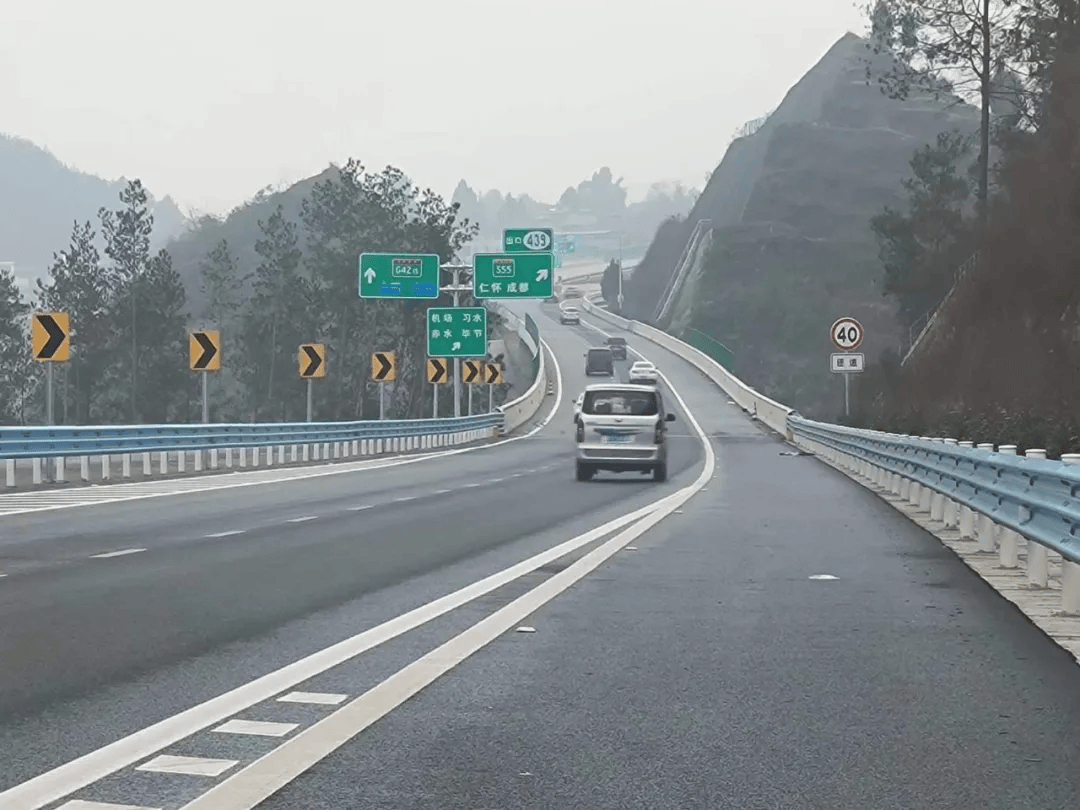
xmin=358 ymin=253 xmax=440 ymax=299
xmin=830 ymin=317 xmax=864 ymax=352
xmin=472 ymin=253 xmax=554 ymax=299
xmin=503 ymin=228 xmax=553 ymax=253
xmin=427 ymin=307 xmax=487 ymax=357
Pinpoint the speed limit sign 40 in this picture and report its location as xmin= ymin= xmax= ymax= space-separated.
xmin=830 ymin=317 xmax=864 ymax=351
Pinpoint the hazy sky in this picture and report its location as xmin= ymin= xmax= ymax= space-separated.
xmin=4 ymin=0 xmax=865 ymax=216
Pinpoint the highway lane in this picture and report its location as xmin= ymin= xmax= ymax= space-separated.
xmin=178 ymin=306 xmax=1080 ymax=810
xmin=0 ymin=312 xmax=707 ymax=796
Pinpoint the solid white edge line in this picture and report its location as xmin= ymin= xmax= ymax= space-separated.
xmin=0 ymin=338 xmax=564 ymax=520
xmin=179 ymin=338 xmax=718 ymax=810
xmin=0 ymin=495 xmax=674 ymax=809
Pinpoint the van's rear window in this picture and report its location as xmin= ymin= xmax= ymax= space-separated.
xmin=582 ymin=390 xmax=658 ymax=416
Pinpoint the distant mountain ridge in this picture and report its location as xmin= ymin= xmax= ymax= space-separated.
xmin=0 ymin=134 xmax=188 ymax=282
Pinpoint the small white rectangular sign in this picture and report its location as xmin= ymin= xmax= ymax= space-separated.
xmin=830 ymin=353 xmax=865 ymax=373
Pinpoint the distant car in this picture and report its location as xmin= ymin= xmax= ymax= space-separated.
xmin=563 ymin=286 xmax=583 ymax=299
xmin=560 ymin=306 xmax=580 ymax=325
xmin=628 ymin=360 xmax=659 ymax=385
xmin=584 ymin=347 xmax=615 ymax=377
xmin=573 ymin=383 xmax=676 ymax=482
xmin=604 ymin=336 xmax=627 ymax=360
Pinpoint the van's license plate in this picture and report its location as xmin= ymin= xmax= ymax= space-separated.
xmin=601 ymin=435 xmax=632 ymax=444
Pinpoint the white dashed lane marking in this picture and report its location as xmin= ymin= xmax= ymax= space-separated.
xmin=277 ymin=692 xmax=349 ymax=706
xmin=135 ymin=755 xmax=238 ymax=777
xmin=89 ymin=549 xmax=145 ymax=559
xmin=213 ymin=720 xmax=299 ymax=738
xmin=346 ymin=505 xmax=372 ymax=512
xmin=285 ymin=516 xmax=317 ymax=524
xmin=205 ymin=530 xmax=245 ymax=538
xmin=58 ymin=801 xmax=161 ymax=810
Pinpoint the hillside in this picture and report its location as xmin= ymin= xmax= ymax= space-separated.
xmin=624 ymin=32 xmax=981 ymax=418
xmin=0 ymin=134 xmax=187 ymax=280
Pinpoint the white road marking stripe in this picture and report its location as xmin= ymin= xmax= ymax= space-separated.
xmin=0 ymin=338 xmax=564 ymax=520
xmin=393 ymin=496 xmax=414 ymax=503
xmin=89 ymin=549 xmax=145 ymax=559
xmin=164 ymin=354 xmax=720 ymax=810
xmin=205 ymin=530 xmax=245 ymax=539
xmin=0 ymin=496 xmax=665 ymax=810
xmin=346 ymin=505 xmax=372 ymax=512
xmin=432 ymin=489 xmax=451 ymax=495
xmin=58 ymin=801 xmax=161 ymax=810
xmin=276 ymin=692 xmax=348 ymax=706
xmin=809 ymin=574 xmax=838 ymax=580
xmin=285 ymin=516 xmax=317 ymax=524
xmin=182 ymin=442 xmax=716 ymax=810
xmin=213 ymin=720 xmax=298 ymax=738
xmin=135 ymin=756 xmax=237 ymax=777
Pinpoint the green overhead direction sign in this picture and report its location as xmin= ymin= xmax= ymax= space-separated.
xmin=427 ymin=307 xmax=487 ymax=357
xmin=472 ymin=252 xmax=554 ymax=299
xmin=503 ymin=228 xmax=554 ymax=253
xmin=359 ymin=253 xmax=440 ymax=299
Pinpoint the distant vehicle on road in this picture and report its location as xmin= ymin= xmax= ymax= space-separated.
xmin=604 ymin=336 xmax=627 ymax=360
xmin=560 ymin=306 xmax=580 ymax=325
xmin=573 ymin=383 xmax=676 ymax=482
xmin=563 ymin=286 xmax=583 ymax=299
xmin=584 ymin=347 xmax=615 ymax=377
xmin=628 ymin=360 xmax=659 ymax=384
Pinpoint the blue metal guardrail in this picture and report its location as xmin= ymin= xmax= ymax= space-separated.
xmin=0 ymin=413 xmax=505 ymax=460
xmin=789 ymin=415 xmax=1080 ymax=565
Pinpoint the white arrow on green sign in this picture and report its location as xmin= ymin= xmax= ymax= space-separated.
xmin=427 ymin=307 xmax=487 ymax=357
xmin=359 ymin=253 xmax=440 ymax=299
xmin=472 ymin=253 xmax=554 ymax=299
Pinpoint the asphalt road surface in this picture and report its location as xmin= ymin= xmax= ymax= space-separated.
xmin=1 ymin=301 xmax=1079 ymax=810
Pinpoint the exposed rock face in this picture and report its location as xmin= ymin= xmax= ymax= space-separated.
xmin=625 ymin=32 xmax=980 ymax=418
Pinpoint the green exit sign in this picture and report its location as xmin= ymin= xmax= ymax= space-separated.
xmin=503 ymin=228 xmax=554 ymax=253
xmin=426 ymin=307 xmax=488 ymax=357
xmin=472 ymin=253 xmax=554 ymax=299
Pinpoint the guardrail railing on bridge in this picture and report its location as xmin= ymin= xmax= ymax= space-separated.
xmin=578 ymin=291 xmax=1080 ymax=617
xmin=1 ymin=301 xmax=551 ymax=488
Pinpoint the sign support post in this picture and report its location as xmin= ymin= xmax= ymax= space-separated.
xmin=452 ymin=265 xmax=461 ymax=418
xmin=306 ymin=378 xmax=314 ymax=422
xmin=46 ymin=364 xmax=55 ymax=426
xmin=202 ymin=372 xmax=209 ymax=424
xmin=844 ymin=371 xmax=850 ymax=418
xmin=379 ymin=383 xmax=386 ymax=420
xmin=433 ymin=382 xmax=438 ymax=418
xmin=488 ymin=382 xmax=493 ymax=414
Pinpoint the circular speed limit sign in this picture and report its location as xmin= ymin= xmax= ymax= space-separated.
xmin=830 ymin=317 xmax=864 ymax=351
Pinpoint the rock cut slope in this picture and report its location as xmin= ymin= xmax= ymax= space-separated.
xmin=625 ymin=32 xmax=980 ymax=418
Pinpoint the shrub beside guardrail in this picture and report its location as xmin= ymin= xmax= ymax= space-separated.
xmin=578 ymin=291 xmax=1080 ymax=616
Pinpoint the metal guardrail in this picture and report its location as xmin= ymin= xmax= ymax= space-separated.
xmin=2 ymin=299 xmax=553 ymax=488
xmin=579 ymin=289 xmax=1080 ymax=614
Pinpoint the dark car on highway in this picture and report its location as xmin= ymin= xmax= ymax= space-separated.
xmin=604 ymin=336 xmax=627 ymax=360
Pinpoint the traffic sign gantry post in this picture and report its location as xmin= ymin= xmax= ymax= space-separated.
xmin=503 ymin=228 xmax=554 ymax=253
xmin=32 ymin=312 xmax=70 ymax=426
xmin=829 ymin=318 xmax=865 ymax=418
xmin=427 ymin=358 xmax=448 ymax=417
xmin=358 ymin=253 xmax=440 ymax=299
xmin=371 ymin=351 xmax=396 ymax=420
xmin=472 ymin=253 xmax=554 ymax=299
xmin=463 ymin=360 xmax=481 ymax=415
xmin=189 ymin=330 xmax=221 ymax=424
xmin=298 ymin=343 xmax=326 ymax=422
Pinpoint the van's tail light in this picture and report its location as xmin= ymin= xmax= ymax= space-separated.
xmin=576 ymin=420 xmax=585 ymax=442
xmin=654 ymin=420 xmax=664 ymax=443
